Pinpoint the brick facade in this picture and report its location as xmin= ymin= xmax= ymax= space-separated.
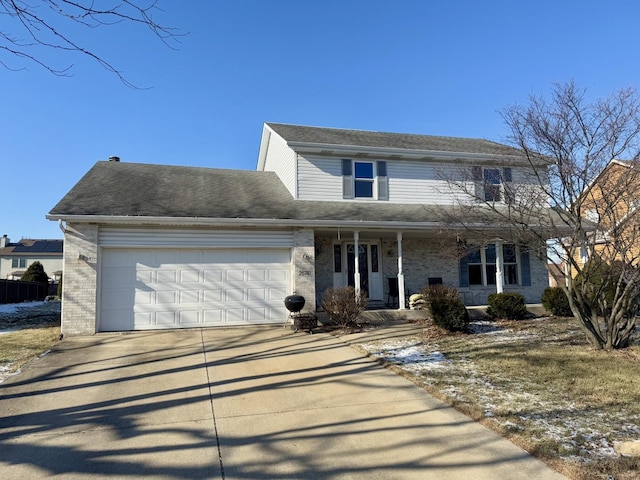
xmin=292 ymin=228 xmax=316 ymax=312
xmin=61 ymin=223 xmax=99 ymax=335
xmin=315 ymin=235 xmax=549 ymax=306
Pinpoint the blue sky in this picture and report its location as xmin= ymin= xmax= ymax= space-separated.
xmin=2 ymin=0 xmax=640 ymax=241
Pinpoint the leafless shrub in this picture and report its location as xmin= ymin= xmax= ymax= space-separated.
xmin=321 ymin=286 xmax=368 ymax=329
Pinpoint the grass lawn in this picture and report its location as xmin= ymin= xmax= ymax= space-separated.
xmin=0 ymin=302 xmax=61 ymax=382
xmin=355 ymin=315 xmax=640 ymax=480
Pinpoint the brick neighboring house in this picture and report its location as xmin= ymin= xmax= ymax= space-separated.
xmin=48 ymin=123 xmax=561 ymax=335
xmin=571 ymin=159 xmax=640 ymax=270
xmin=0 ymin=235 xmax=63 ymax=282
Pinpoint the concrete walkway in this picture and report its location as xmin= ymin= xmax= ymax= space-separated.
xmin=0 ymin=325 xmax=567 ymax=479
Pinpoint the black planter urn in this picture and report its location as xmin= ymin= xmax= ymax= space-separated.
xmin=284 ymin=295 xmax=305 ymax=313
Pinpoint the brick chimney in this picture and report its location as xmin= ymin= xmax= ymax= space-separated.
xmin=0 ymin=235 xmax=8 ymax=248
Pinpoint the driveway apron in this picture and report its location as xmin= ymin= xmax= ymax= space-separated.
xmin=0 ymin=326 xmax=567 ymax=479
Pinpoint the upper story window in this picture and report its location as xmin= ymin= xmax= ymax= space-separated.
xmin=354 ymin=162 xmax=374 ymax=198
xmin=342 ymin=159 xmax=388 ymax=200
xmin=472 ymin=166 xmax=512 ymax=203
xmin=12 ymin=258 xmax=26 ymax=268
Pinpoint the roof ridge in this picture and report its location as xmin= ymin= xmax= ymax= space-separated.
xmin=266 ymin=122 xmax=493 ymax=142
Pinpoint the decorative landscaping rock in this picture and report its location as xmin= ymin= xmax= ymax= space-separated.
xmin=614 ymin=440 xmax=640 ymax=457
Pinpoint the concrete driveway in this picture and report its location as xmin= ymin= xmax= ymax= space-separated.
xmin=0 ymin=325 xmax=567 ymax=479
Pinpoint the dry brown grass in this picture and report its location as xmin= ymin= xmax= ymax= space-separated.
xmin=0 ymin=302 xmax=61 ymax=380
xmin=356 ymin=315 xmax=640 ymax=480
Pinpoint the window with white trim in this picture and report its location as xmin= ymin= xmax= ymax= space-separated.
xmin=460 ymin=243 xmax=529 ymax=287
xmin=11 ymin=258 xmax=26 ymax=268
xmin=472 ymin=166 xmax=513 ymax=203
xmin=342 ymin=159 xmax=388 ymax=200
xmin=354 ymin=161 xmax=374 ymax=198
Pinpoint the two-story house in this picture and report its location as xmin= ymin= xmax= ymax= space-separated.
xmin=570 ymin=159 xmax=640 ymax=271
xmin=0 ymin=235 xmax=63 ymax=282
xmin=48 ymin=123 xmax=554 ymax=335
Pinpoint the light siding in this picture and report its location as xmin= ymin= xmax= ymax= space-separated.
xmin=295 ymin=156 xmax=545 ymax=205
xmin=297 ymin=155 xmax=344 ymax=200
xmin=0 ymin=256 xmax=63 ymax=280
xmin=99 ymin=228 xmax=294 ymax=248
xmin=261 ymin=128 xmax=297 ymax=197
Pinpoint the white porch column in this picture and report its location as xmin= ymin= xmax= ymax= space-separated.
xmin=397 ymin=232 xmax=406 ymax=310
xmin=353 ymin=231 xmax=361 ymax=297
xmin=495 ymin=240 xmax=504 ymax=294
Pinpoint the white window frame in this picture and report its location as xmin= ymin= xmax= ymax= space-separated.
xmin=353 ymin=161 xmax=376 ymax=199
xmin=11 ymin=258 xmax=26 ymax=268
xmin=472 ymin=166 xmax=513 ymax=204
xmin=467 ymin=244 xmax=520 ymax=286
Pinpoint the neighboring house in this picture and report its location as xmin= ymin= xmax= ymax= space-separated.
xmin=547 ymin=262 xmax=567 ymax=288
xmin=48 ymin=123 xmax=555 ymax=335
xmin=571 ymin=159 xmax=640 ymax=270
xmin=0 ymin=235 xmax=63 ymax=283
xmin=0 ymin=235 xmax=63 ymax=282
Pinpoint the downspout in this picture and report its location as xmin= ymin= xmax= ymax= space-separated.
xmin=58 ymin=219 xmax=67 ymax=234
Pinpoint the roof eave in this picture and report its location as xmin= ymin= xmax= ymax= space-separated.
xmin=286 ymin=141 xmax=529 ymax=163
xmin=46 ymin=214 xmax=557 ymax=232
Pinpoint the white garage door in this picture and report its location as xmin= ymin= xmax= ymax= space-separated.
xmin=100 ymin=248 xmax=291 ymax=331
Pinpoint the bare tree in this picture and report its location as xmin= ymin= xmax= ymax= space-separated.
xmin=0 ymin=0 xmax=180 ymax=87
xmin=442 ymin=81 xmax=640 ymax=350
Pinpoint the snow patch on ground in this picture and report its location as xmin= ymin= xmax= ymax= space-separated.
xmin=359 ymin=339 xmax=451 ymax=372
xmin=357 ymin=328 xmax=640 ymax=463
xmin=0 ymin=301 xmax=47 ymax=315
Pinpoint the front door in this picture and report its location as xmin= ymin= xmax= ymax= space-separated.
xmin=332 ymin=242 xmax=383 ymax=300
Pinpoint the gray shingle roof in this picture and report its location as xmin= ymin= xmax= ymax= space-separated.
xmin=49 ymin=161 xmax=556 ymax=231
xmin=267 ymin=123 xmax=522 ymax=157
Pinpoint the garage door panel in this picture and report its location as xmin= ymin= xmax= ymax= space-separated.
xmin=226 ymin=269 xmax=244 ymax=282
xmin=248 ymin=269 xmax=266 ymax=281
xmin=226 ymin=308 xmax=246 ymax=323
xmin=178 ymin=310 xmax=199 ymax=326
xmin=180 ymin=269 xmax=200 ymax=283
xmin=248 ymin=288 xmax=266 ymax=301
xmin=204 ymin=289 xmax=223 ymax=302
xmin=157 ymin=270 xmax=177 ymax=283
xmin=179 ymin=290 xmax=200 ymax=304
xmin=101 ymin=248 xmax=292 ymax=331
xmin=225 ymin=288 xmax=244 ymax=301
xmin=133 ymin=311 xmax=153 ymax=327
xmin=269 ymin=286 xmax=288 ymax=300
xmin=204 ymin=269 xmax=223 ymax=282
xmin=155 ymin=311 xmax=176 ymax=327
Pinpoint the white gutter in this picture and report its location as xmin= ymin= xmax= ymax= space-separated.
xmin=45 ymin=214 xmax=556 ymax=231
xmin=286 ymin=141 xmax=545 ymax=165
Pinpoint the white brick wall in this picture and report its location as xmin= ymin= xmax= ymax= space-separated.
xmin=61 ymin=223 xmax=99 ymax=335
xmin=292 ymin=228 xmax=316 ymax=312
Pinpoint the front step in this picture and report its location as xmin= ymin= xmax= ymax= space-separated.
xmin=367 ymin=300 xmax=389 ymax=310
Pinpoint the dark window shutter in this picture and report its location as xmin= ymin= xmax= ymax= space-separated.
xmin=377 ymin=161 xmax=388 ymax=200
xmin=520 ymin=246 xmax=531 ymax=286
xmin=342 ymin=159 xmax=353 ymax=199
xmin=503 ymin=167 xmax=512 ymax=182
xmin=459 ymin=255 xmax=470 ymax=287
xmin=472 ymin=166 xmax=483 ymax=201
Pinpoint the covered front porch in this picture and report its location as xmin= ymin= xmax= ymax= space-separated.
xmin=311 ymin=228 xmax=547 ymax=310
